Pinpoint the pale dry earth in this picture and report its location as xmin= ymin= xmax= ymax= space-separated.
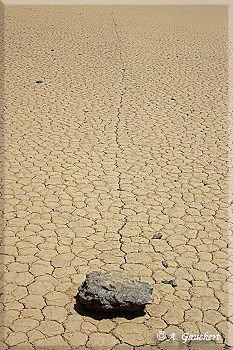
xmin=0 ymin=4 xmax=231 ymax=349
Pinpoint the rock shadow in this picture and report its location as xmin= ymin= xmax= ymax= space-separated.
xmin=74 ymin=295 xmax=146 ymax=320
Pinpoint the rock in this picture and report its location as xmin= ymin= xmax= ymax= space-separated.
xmin=170 ymin=280 xmax=177 ymax=287
xmin=77 ymin=270 xmax=153 ymax=313
xmin=152 ymin=232 xmax=162 ymax=239
xmin=162 ymin=261 xmax=168 ymax=268
xmin=162 ymin=280 xmax=177 ymax=287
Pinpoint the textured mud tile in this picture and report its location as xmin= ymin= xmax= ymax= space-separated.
xmin=162 ymin=308 xmax=184 ymax=325
xmin=145 ymin=317 xmax=167 ymax=330
xmin=215 ymin=321 xmax=233 ymax=346
xmin=9 ymin=343 xmax=35 ymax=350
xmin=63 ymin=332 xmax=88 ymax=348
xmin=197 ymin=322 xmax=224 ymax=343
xmin=113 ymin=323 xmax=148 ymax=346
xmin=81 ymin=321 xmax=98 ymax=334
xmin=45 ymin=291 xmax=71 ymax=307
xmin=113 ymin=344 xmax=132 ymax=350
xmin=0 ymin=310 xmax=19 ymax=327
xmin=184 ymin=308 xmax=203 ymax=322
xmin=20 ymin=308 xmax=43 ymax=321
xmin=5 ymin=332 xmax=28 ymax=347
xmin=33 ymin=335 xmax=71 ymax=349
xmin=37 ymin=320 xmax=64 ymax=337
xmin=147 ymin=301 xmax=172 ymax=317
xmin=20 ymin=295 xmax=46 ymax=309
xmin=97 ymin=319 xmax=116 ymax=333
xmin=0 ymin=341 xmax=8 ymax=350
xmin=11 ymin=318 xmax=39 ymax=333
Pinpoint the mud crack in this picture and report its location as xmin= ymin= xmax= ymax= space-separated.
xmin=112 ymin=11 xmax=127 ymax=269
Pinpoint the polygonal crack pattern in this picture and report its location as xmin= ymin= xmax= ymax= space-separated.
xmin=1 ymin=4 xmax=231 ymax=350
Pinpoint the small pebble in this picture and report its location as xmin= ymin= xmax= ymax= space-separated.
xmin=117 ymin=188 xmax=123 ymax=191
xmin=36 ymin=80 xmax=43 ymax=84
xmin=163 ymin=280 xmax=170 ymax=284
xmin=162 ymin=280 xmax=177 ymax=287
xmin=162 ymin=261 xmax=168 ymax=268
xmin=188 ymin=280 xmax=193 ymax=285
xmin=230 ymin=200 xmax=233 ymax=205
xmin=152 ymin=232 xmax=162 ymax=239
xmin=203 ymin=182 xmax=208 ymax=186
xmin=170 ymin=280 xmax=177 ymax=287
xmin=67 ymin=312 xmax=72 ymax=316
xmin=171 ymin=97 xmax=176 ymax=100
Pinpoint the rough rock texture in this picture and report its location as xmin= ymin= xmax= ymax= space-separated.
xmin=77 ymin=270 xmax=153 ymax=313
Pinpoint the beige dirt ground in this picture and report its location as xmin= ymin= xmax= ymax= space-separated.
xmin=0 ymin=4 xmax=232 ymax=349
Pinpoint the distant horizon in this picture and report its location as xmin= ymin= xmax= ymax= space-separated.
xmin=1 ymin=0 xmax=231 ymax=5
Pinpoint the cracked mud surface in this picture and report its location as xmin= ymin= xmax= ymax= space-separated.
xmin=0 ymin=4 xmax=232 ymax=349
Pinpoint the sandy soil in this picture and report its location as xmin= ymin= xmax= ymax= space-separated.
xmin=0 ymin=4 xmax=231 ymax=349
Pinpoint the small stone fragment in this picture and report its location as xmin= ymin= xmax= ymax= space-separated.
xmin=117 ymin=188 xmax=123 ymax=191
xmin=152 ymin=232 xmax=162 ymax=239
xmin=77 ymin=270 xmax=153 ymax=313
xmin=162 ymin=280 xmax=177 ymax=287
xmin=170 ymin=280 xmax=177 ymax=287
xmin=162 ymin=261 xmax=168 ymax=268
xmin=36 ymin=80 xmax=43 ymax=83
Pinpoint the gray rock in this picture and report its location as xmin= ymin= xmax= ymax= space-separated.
xmin=152 ymin=232 xmax=162 ymax=239
xmin=77 ymin=270 xmax=153 ymax=313
xmin=162 ymin=280 xmax=177 ymax=287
